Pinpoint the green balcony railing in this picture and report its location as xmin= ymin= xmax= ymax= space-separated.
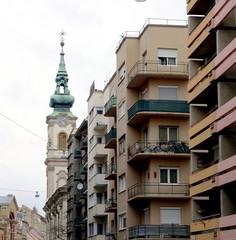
xmin=74 ymin=149 xmax=82 ymax=158
xmin=128 ymin=182 xmax=189 ymax=200
xmin=105 ymin=128 xmax=117 ymax=144
xmin=128 ymin=99 xmax=189 ymax=120
xmin=104 ymin=96 xmax=117 ymax=115
xmin=129 ymin=224 xmax=190 ymax=239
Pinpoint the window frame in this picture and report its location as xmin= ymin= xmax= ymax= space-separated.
xmin=157 ymin=48 xmax=177 ymax=66
xmin=119 ymin=212 xmax=126 ymax=230
xmin=119 ymin=174 xmax=126 ymax=192
xmin=119 ymin=63 xmax=126 ymax=83
xmin=160 ymin=167 xmax=179 ymax=185
xmin=159 ymin=126 xmax=178 ymax=142
xmin=58 ymin=132 xmax=67 ymax=150
xmin=119 ymin=135 xmax=126 ymax=155
xmin=118 ymin=99 xmax=125 ymax=119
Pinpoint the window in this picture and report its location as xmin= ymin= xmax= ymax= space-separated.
xmin=160 ymin=168 xmax=179 ymax=184
xmin=96 ymin=107 xmax=103 ymax=114
xmin=158 ymin=48 xmax=177 ymax=65
xmin=118 ymin=100 xmax=125 ymax=119
xmin=159 ymin=126 xmax=178 ymax=142
xmin=97 ymin=223 xmax=104 ymax=235
xmin=58 ymin=132 xmax=67 ymax=150
xmin=89 ymin=193 xmax=95 ymax=208
xmin=119 ymin=212 xmax=126 ymax=230
xmin=160 ymin=207 xmax=181 ymax=224
xmin=119 ymin=63 xmax=126 ymax=82
xmin=97 ymin=165 xmax=102 ymax=174
xmin=97 ymin=136 xmax=102 ymax=144
xmin=97 ymin=193 xmax=103 ymax=204
xmin=119 ymin=135 xmax=126 ymax=154
xmin=119 ymin=174 xmax=126 ymax=192
xmin=89 ymin=223 xmax=94 ymax=236
xmin=158 ymin=86 xmax=178 ymax=100
xmin=89 ymin=107 xmax=103 ymax=123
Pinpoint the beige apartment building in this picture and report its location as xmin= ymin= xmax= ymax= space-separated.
xmin=88 ymin=19 xmax=191 ymax=240
xmin=87 ymin=83 xmax=109 ymax=240
xmin=187 ymin=0 xmax=236 ymax=239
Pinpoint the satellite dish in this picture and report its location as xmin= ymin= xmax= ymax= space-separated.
xmin=77 ymin=183 xmax=83 ymax=190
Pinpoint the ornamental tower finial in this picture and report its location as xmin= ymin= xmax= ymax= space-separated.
xmin=48 ymin=30 xmax=75 ymax=115
xmin=59 ymin=30 xmax=66 ymax=51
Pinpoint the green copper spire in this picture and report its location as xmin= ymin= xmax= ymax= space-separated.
xmin=48 ymin=32 xmax=75 ymax=117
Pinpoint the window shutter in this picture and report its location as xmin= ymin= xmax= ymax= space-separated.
xmin=158 ymin=49 xmax=177 ymax=58
xmin=160 ymin=207 xmax=181 ymax=224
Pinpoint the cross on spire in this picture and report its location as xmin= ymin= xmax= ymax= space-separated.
xmin=59 ymin=30 xmax=66 ymax=50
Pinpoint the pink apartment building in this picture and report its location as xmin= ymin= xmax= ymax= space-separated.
xmin=187 ymin=0 xmax=236 ymax=239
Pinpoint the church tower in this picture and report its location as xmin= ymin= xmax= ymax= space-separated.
xmin=45 ymin=34 xmax=77 ymax=200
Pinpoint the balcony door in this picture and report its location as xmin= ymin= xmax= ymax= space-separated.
xmin=143 ymin=208 xmax=150 ymax=225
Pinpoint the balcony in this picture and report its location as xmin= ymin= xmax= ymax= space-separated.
xmin=104 ymin=96 xmax=117 ymax=117
xmin=128 ymin=60 xmax=188 ymax=88
xmin=90 ymin=173 xmax=107 ymax=188
xmin=105 ymin=163 xmax=117 ymax=180
xmin=187 ymin=0 xmax=215 ymax=15
xmin=73 ymin=218 xmax=80 ymax=227
xmin=129 ymin=224 xmax=190 ymax=239
xmin=74 ymin=149 xmax=82 ymax=158
xmin=128 ymin=100 xmax=189 ymax=124
xmin=128 ymin=182 xmax=189 ymax=201
xmin=74 ymin=171 xmax=81 ymax=181
xmin=106 ymin=233 xmax=117 ymax=240
xmin=128 ymin=140 xmax=190 ymax=163
xmin=91 ymin=203 xmax=107 ymax=217
xmin=105 ymin=128 xmax=117 ymax=149
xmin=105 ymin=198 xmax=117 ymax=212
xmin=81 ymin=140 xmax=87 ymax=150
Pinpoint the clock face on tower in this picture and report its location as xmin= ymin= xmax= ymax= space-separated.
xmin=58 ymin=116 xmax=68 ymax=126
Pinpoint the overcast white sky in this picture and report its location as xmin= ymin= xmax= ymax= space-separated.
xmin=0 ymin=0 xmax=187 ymax=215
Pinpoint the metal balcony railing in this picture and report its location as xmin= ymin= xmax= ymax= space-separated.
xmin=128 ymin=100 xmax=189 ymax=121
xmin=128 ymin=182 xmax=189 ymax=199
xmin=129 ymin=224 xmax=190 ymax=239
xmin=128 ymin=140 xmax=190 ymax=159
xmin=105 ymin=198 xmax=117 ymax=211
xmin=105 ymin=128 xmax=117 ymax=144
xmin=106 ymin=233 xmax=117 ymax=240
xmin=128 ymin=60 xmax=188 ymax=84
xmin=74 ymin=149 xmax=82 ymax=158
xmin=106 ymin=163 xmax=117 ymax=176
xmin=104 ymin=96 xmax=117 ymax=115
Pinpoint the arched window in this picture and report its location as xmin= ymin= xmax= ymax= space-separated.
xmin=58 ymin=132 xmax=67 ymax=150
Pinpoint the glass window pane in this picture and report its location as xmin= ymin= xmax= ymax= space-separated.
xmin=168 ymin=57 xmax=176 ymax=65
xmin=159 ymin=127 xmax=167 ymax=141
xmin=169 ymin=128 xmax=177 ymax=141
xmin=160 ymin=169 xmax=168 ymax=183
xmin=170 ymin=169 xmax=178 ymax=183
